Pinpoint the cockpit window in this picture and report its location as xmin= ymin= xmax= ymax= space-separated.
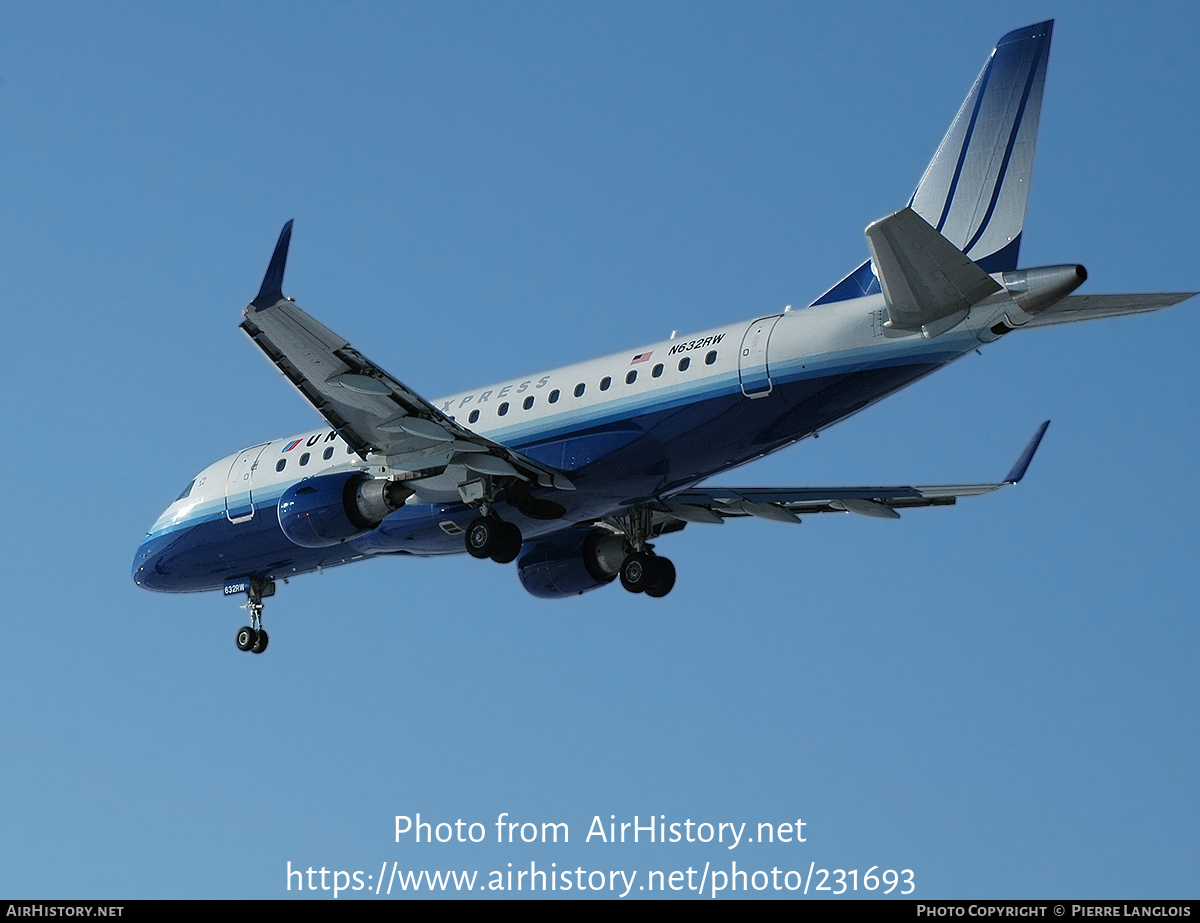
xmin=175 ymin=479 xmax=196 ymax=502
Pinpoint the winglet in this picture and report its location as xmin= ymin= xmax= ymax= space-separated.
xmin=251 ymin=220 xmax=294 ymax=310
xmin=1004 ymin=420 xmax=1050 ymax=484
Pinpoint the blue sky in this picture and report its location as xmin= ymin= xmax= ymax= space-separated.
xmin=1 ymin=1 xmax=1196 ymax=899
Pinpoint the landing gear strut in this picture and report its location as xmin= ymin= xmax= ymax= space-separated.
xmin=235 ymin=577 xmax=274 ymax=654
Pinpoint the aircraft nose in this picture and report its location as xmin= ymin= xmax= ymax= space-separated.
xmin=132 ymin=539 xmax=152 ymax=587
xmin=132 ymin=533 xmax=174 ymax=589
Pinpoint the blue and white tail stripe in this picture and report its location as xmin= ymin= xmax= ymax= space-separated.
xmin=914 ymin=20 xmax=1052 ymax=269
xmin=813 ymin=21 xmax=1053 ymax=306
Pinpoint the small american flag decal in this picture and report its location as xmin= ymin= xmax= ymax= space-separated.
xmin=630 ymin=351 xmax=653 ymax=365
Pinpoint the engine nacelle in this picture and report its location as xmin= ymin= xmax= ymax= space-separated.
xmin=517 ymin=529 xmax=625 ymax=599
xmin=1000 ymin=264 xmax=1087 ymax=315
xmin=278 ymin=473 xmax=409 ymax=548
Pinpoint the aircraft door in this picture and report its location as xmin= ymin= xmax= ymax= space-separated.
xmin=738 ymin=315 xmax=783 ymax=398
xmin=224 ymin=444 xmax=268 ymax=523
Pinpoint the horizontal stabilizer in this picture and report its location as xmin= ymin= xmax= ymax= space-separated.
xmin=865 ymin=208 xmax=1001 ymax=336
xmin=1019 ymin=293 xmax=1196 ymax=328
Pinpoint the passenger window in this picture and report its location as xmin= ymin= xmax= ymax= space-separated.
xmin=347 ymin=445 xmax=354 ymax=454
xmin=498 ymin=402 xmax=509 ymax=416
xmin=652 ymin=363 xmax=663 ymax=378
xmin=600 ymin=376 xmax=611 ymax=391
xmin=574 ymin=383 xmax=585 ymax=398
xmin=705 ymin=350 xmax=717 ymax=365
xmin=678 ymin=357 xmax=690 ymax=371
xmin=469 ymin=409 xmax=480 ymax=424
xmin=275 ymin=459 xmax=286 ymax=472
xmin=625 ymin=370 xmax=637 ymax=385
xmin=523 ymin=396 xmax=534 ymax=410
xmin=323 ymin=446 xmax=334 ymax=460
xmin=300 ymin=452 xmax=310 ymax=466
xmin=549 ymin=389 xmax=560 ymax=403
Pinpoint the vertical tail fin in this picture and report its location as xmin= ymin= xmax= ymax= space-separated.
xmin=812 ymin=21 xmax=1054 ymax=305
xmin=912 ymin=21 xmax=1053 ymax=270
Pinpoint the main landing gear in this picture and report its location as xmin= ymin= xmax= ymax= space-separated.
xmin=619 ymin=550 xmax=676 ymax=597
xmin=465 ymin=515 xmax=523 ymax=564
xmin=234 ymin=577 xmax=274 ymax=654
xmin=606 ymin=509 xmax=676 ymax=598
xmin=460 ymin=475 xmax=524 ymax=565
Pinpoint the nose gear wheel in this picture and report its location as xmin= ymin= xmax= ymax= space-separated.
xmin=235 ymin=577 xmax=274 ymax=654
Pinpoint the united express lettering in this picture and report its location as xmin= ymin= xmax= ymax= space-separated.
xmin=442 ymin=376 xmax=551 ymax=413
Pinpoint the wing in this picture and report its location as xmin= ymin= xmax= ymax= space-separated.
xmin=662 ymin=422 xmax=1049 ymax=524
xmin=239 ymin=222 xmax=574 ymax=492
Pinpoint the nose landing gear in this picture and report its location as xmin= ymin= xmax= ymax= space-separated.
xmin=233 ymin=577 xmax=274 ymax=654
xmin=235 ymin=625 xmax=269 ymax=653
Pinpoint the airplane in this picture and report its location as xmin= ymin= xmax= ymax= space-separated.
xmin=132 ymin=21 xmax=1194 ymax=654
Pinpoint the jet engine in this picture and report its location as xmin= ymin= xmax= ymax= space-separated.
xmin=1000 ymin=265 xmax=1087 ymax=315
xmin=278 ymin=473 xmax=410 ymax=548
xmin=516 ymin=529 xmax=625 ymax=598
